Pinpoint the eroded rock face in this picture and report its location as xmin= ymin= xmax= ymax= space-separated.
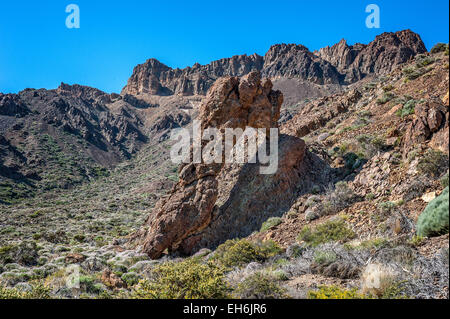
xmin=262 ymin=44 xmax=342 ymax=85
xmin=122 ymin=55 xmax=264 ymax=96
xmin=0 ymin=94 xmax=30 ymax=117
xmin=316 ymin=30 xmax=427 ymax=83
xmin=403 ymin=97 xmax=449 ymax=156
xmin=132 ymin=72 xmax=309 ymax=258
xmin=281 ymin=89 xmax=363 ymax=138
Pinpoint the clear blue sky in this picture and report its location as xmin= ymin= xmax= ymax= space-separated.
xmin=0 ymin=0 xmax=448 ymax=94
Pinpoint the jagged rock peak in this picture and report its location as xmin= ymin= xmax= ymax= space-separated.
xmin=123 ymin=29 xmax=427 ymax=96
xmin=262 ymin=43 xmax=342 ymax=84
xmin=316 ymin=29 xmax=427 ymax=83
xmin=121 ymin=54 xmax=264 ymax=96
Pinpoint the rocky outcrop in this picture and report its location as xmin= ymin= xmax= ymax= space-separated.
xmin=122 ymin=54 xmax=264 ymax=96
xmin=132 ymin=72 xmax=313 ymax=258
xmin=0 ymin=94 xmax=30 ymax=117
xmin=262 ymin=44 xmax=342 ymax=84
xmin=316 ymin=30 xmax=427 ymax=83
xmin=403 ymin=97 xmax=449 ymax=156
xmin=123 ymin=30 xmax=426 ymax=97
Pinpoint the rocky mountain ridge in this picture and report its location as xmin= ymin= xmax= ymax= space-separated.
xmin=122 ymin=30 xmax=426 ymax=97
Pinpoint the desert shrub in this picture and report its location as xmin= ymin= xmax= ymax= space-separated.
xmin=79 ymin=275 xmax=103 ymax=294
xmin=322 ymin=182 xmax=356 ymax=215
xmin=0 ymin=241 xmax=39 ymax=266
xmin=345 ymin=238 xmax=389 ymax=250
xmin=416 ymin=187 xmax=449 ymax=237
xmin=378 ymin=201 xmax=397 ymax=214
xmin=211 ymin=239 xmax=283 ymax=269
xmin=379 ymin=281 xmax=409 ymax=299
xmin=260 ymin=217 xmax=282 ymax=232
xmin=417 ymin=150 xmax=448 ymax=178
xmin=234 ymin=272 xmax=289 ymax=299
xmin=313 ymin=250 xmax=337 ymax=265
xmin=382 ymin=85 xmax=394 ymax=92
xmin=342 ymin=152 xmax=359 ymax=169
xmin=297 ymin=218 xmax=355 ymax=247
xmin=121 ymin=272 xmax=140 ymax=287
xmin=361 ymin=263 xmax=397 ymax=297
xmin=376 ymin=92 xmax=395 ymax=105
xmin=0 ymin=282 xmax=51 ymax=299
xmin=441 ymin=172 xmax=449 ymax=188
xmin=132 ymin=258 xmax=229 ymax=299
xmin=396 ymin=99 xmax=416 ymax=117
xmin=415 ymin=55 xmax=435 ymax=68
xmin=307 ymin=285 xmax=367 ymax=299
xmin=408 ymin=235 xmax=425 ymax=247
xmin=370 ymin=135 xmax=387 ymax=151
xmin=402 ymin=66 xmax=430 ymax=80
xmin=430 ymin=43 xmax=449 ymax=54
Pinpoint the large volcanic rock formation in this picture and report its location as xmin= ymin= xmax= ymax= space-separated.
xmin=131 ymin=72 xmax=330 ymax=258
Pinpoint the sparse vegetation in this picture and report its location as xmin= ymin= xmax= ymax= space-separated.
xmin=376 ymin=92 xmax=395 ymax=105
xmin=430 ymin=43 xmax=449 ymax=54
xmin=417 ymin=150 xmax=448 ymax=178
xmin=298 ymin=218 xmax=356 ymax=247
xmin=132 ymin=258 xmax=230 ymax=299
xmin=211 ymin=239 xmax=283 ymax=269
xmin=416 ymin=187 xmax=449 ymax=237
xmin=0 ymin=282 xmax=51 ymax=299
xmin=234 ymin=272 xmax=290 ymax=299
xmin=307 ymin=286 xmax=367 ymax=299
xmin=260 ymin=217 xmax=282 ymax=232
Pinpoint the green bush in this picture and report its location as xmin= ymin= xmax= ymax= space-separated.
xmin=415 ymin=55 xmax=435 ymax=68
xmin=313 ymin=250 xmax=337 ymax=265
xmin=234 ymin=273 xmax=290 ymax=299
xmin=121 ymin=272 xmax=140 ymax=287
xmin=298 ymin=218 xmax=355 ymax=247
xmin=0 ymin=282 xmax=51 ymax=299
xmin=211 ymin=239 xmax=283 ymax=269
xmin=440 ymin=172 xmax=449 ymax=188
xmin=132 ymin=258 xmax=229 ymax=299
xmin=307 ymin=285 xmax=367 ymax=299
xmin=260 ymin=217 xmax=282 ymax=232
xmin=396 ymin=99 xmax=416 ymax=117
xmin=430 ymin=43 xmax=449 ymax=54
xmin=416 ymin=187 xmax=449 ymax=237
xmin=376 ymin=92 xmax=395 ymax=105
xmin=402 ymin=66 xmax=430 ymax=80
xmin=417 ymin=150 xmax=448 ymax=178
xmin=0 ymin=241 xmax=39 ymax=266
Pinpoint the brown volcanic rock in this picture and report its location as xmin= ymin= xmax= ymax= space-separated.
xmin=403 ymin=97 xmax=449 ymax=156
xmin=0 ymin=94 xmax=30 ymax=117
xmin=122 ymin=54 xmax=264 ymax=96
xmin=316 ymin=30 xmax=426 ymax=83
xmin=177 ymin=135 xmax=315 ymax=254
xmin=281 ymin=89 xmax=363 ymax=138
xmin=123 ymin=30 xmax=426 ymax=99
xmin=262 ymin=44 xmax=342 ymax=84
xmin=132 ymin=72 xmax=310 ymax=258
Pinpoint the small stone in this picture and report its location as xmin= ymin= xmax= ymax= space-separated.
xmin=421 ymin=191 xmax=436 ymax=203
xmin=305 ymin=207 xmax=320 ymax=221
